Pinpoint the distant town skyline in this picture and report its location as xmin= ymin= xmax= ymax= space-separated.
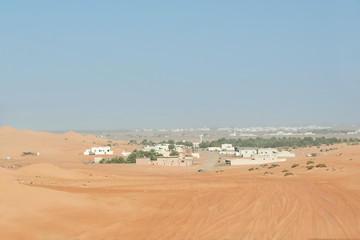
xmin=1 ymin=1 xmax=359 ymax=131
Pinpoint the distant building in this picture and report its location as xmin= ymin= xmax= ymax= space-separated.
xmin=143 ymin=144 xmax=170 ymax=157
xmin=236 ymin=147 xmax=257 ymax=157
xmin=276 ymin=151 xmax=296 ymax=157
xmin=121 ymin=151 xmax=132 ymax=156
xmin=257 ymin=148 xmax=278 ymax=155
xmin=191 ymin=153 xmax=200 ymax=158
xmin=135 ymin=157 xmax=192 ymax=167
xmin=207 ymin=147 xmax=222 ymax=151
xmin=84 ymin=147 xmax=113 ymax=155
xmin=221 ymin=144 xmax=235 ymax=151
xmin=158 ymin=157 xmax=192 ymax=166
xmin=225 ymin=156 xmax=286 ymax=166
xmin=219 ymin=151 xmax=240 ymax=156
xmin=252 ymin=155 xmax=278 ymax=161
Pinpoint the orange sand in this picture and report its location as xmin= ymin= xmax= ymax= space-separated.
xmin=0 ymin=127 xmax=359 ymax=240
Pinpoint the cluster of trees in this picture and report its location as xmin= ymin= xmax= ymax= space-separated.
xmin=99 ymin=149 xmax=166 ymax=164
xmin=127 ymin=149 xmax=163 ymax=162
xmin=198 ymin=137 xmax=359 ymax=149
xmin=176 ymin=141 xmax=193 ymax=147
xmin=99 ymin=156 xmax=127 ymax=164
xmin=130 ymin=139 xmax=194 ymax=148
xmin=170 ymin=150 xmax=179 ymax=156
xmin=129 ymin=140 xmax=138 ymax=145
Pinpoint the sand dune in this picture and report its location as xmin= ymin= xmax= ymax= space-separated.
xmin=0 ymin=128 xmax=359 ymax=239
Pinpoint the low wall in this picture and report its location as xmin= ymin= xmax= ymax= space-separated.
xmin=227 ymin=158 xmax=286 ymax=166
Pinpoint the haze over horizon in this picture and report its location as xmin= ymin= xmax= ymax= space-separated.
xmin=1 ymin=1 xmax=359 ymax=131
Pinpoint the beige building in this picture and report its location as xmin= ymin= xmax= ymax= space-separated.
xmin=135 ymin=157 xmax=193 ymax=167
xmin=154 ymin=157 xmax=193 ymax=167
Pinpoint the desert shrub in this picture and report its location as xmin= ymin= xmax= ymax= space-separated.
xmin=129 ymin=140 xmax=138 ymax=145
xmin=260 ymin=164 xmax=268 ymax=168
xmin=268 ymin=163 xmax=279 ymax=169
xmin=282 ymin=169 xmax=288 ymax=173
xmin=307 ymin=160 xmax=314 ymax=164
xmin=316 ymin=163 xmax=327 ymax=168
xmin=307 ymin=165 xmax=314 ymax=170
xmin=284 ymin=172 xmax=294 ymax=176
xmin=248 ymin=168 xmax=254 ymax=171
xmin=264 ymin=171 xmax=273 ymax=175
xmin=291 ymin=163 xmax=299 ymax=168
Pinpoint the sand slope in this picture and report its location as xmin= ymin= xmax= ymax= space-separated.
xmin=0 ymin=127 xmax=359 ymax=239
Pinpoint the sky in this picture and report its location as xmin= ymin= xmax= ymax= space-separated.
xmin=0 ymin=0 xmax=359 ymax=131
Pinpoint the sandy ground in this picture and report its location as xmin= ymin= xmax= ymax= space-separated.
xmin=0 ymin=126 xmax=359 ymax=240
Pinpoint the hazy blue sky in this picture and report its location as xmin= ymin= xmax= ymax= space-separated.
xmin=1 ymin=0 xmax=359 ymax=131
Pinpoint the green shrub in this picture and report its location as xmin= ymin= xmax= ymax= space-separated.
xmin=248 ymin=168 xmax=254 ymax=171
xmin=282 ymin=169 xmax=288 ymax=173
xmin=316 ymin=163 xmax=327 ymax=168
xmin=284 ymin=172 xmax=294 ymax=176
xmin=307 ymin=165 xmax=314 ymax=170
xmin=291 ymin=163 xmax=299 ymax=168
xmin=268 ymin=163 xmax=279 ymax=169
xmin=307 ymin=161 xmax=314 ymax=164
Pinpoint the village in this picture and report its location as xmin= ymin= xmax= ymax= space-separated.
xmin=83 ymin=141 xmax=296 ymax=167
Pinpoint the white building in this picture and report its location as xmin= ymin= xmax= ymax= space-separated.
xmin=84 ymin=147 xmax=113 ymax=155
xmin=252 ymin=155 xmax=278 ymax=161
xmin=207 ymin=147 xmax=222 ymax=151
xmin=257 ymin=148 xmax=278 ymax=155
xmin=175 ymin=145 xmax=185 ymax=153
xmin=143 ymin=144 xmax=169 ymax=152
xmin=191 ymin=153 xmax=200 ymax=158
xmin=121 ymin=151 xmax=132 ymax=156
xmin=143 ymin=144 xmax=170 ymax=157
xmin=276 ymin=151 xmax=296 ymax=157
xmin=219 ymin=151 xmax=241 ymax=156
xmin=221 ymin=144 xmax=235 ymax=151
xmin=237 ymin=147 xmax=257 ymax=157
xmin=226 ymin=156 xmax=286 ymax=166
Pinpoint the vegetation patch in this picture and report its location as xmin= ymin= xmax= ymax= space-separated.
xmin=306 ymin=165 xmax=314 ymax=170
xmin=307 ymin=160 xmax=314 ymax=164
xmin=99 ymin=156 xmax=128 ymax=164
xmin=282 ymin=169 xmax=288 ymax=173
xmin=291 ymin=163 xmax=299 ymax=168
xmin=264 ymin=171 xmax=273 ymax=176
xmin=170 ymin=150 xmax=179 ymax=156
xmin=248 ymin=168 xmax=254 ymax=171
xmin=198 ymin=136 xmax=359 ymax=149
xmin=284 ymin=172 xmax=294 ymax=177
xmin=316 ymin=163 xmax=327 ymax=168
xmin=268 ymin=163 xmax=280 ymax=169
xmin=127 ymin=149 xmax=163 ymax=162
